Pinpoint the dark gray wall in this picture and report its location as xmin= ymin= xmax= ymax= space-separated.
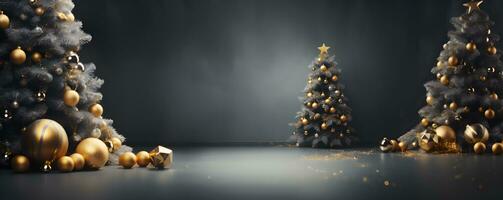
xmin=73 ymin=0 xmax=503 ymax=145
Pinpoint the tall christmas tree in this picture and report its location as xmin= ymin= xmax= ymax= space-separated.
xmin=291 ymin=43 xmax=356 ymax=148
xmin=399 ymin=1 xmax=503 ymax=153
xmin=0 ymin=0 xmax=128 ymax=169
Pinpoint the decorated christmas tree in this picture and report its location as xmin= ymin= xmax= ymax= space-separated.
xmin=290 ymin=43 xmax=356 ymax=148
xmin=0 ymin=0 xmax=130 ymax=171
xmin=397 ymin=1 xmax=503 ymax=154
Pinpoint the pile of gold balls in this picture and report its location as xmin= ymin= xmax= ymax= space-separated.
xmin=7 ymin=118 xmax=173 ymax=173
xmin=380 ymin=123 xmax=503 ymax=155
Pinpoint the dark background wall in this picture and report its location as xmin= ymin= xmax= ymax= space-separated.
xmin=72 ymin=0 xmax=503 ymax=145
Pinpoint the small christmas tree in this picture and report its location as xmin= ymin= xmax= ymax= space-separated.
xmin=0 ymin=0 xmax=128 ymax=166
xmin=399 ymin=1 xmax=503 ymax=153
xmin=291 ymin=43 xmax=356 ymax=148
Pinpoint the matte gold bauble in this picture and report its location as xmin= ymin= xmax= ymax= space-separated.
xmin=301 ymin=118 xmax=308 ymax=125
xmin=75 ymin=138 xmax=109 ymax=170
xmin=11 ymin=155 xmax=30 ymax=173
xmin=63 ymin=90 xmax=80 ymax=107
xmin=440 ymin=75 xmax=449 ymax=85
xmin=329 ymin=107 xmax=336 ymax=113
xmin=311 ymin=102 xmax=318 ymax=109
xmin=488 ymin=46 xmax=497 ymax=55
xmin=31 ymin=52 xmax=42 ymax=63
xmin=34 ymin=7 xmax=45 ymax=16
xmin=136 ymin=151 xmax=151 ymax=167
xmin=398 ymin=141 xmax=407 ymax=152
xmin=466 ymin=42 xmax=477 ymax=52
xmin=426 ymin=96 xmax=434 ymax=105
xmin=321 ymin=123 xmax=328 ymax=130
xmin=492 ymin=143 xmax=503 ymax=155
xmin=448 ymin=56 xmax=458 ymax=66
xmin=473 ymin=142 xmax=486 ymax=154
xmin=485 ymin=108 xmax=495 ymax=119
xmin=420 ymin=118 xmax=429 ymax=127
xmin=10 ymin=47 xmax=26 ymax=65
xmin=331 ymin=75 xmax=338 ymax=81
xmin=111 ymin=137 xmax=122 ymax=152
xmin=436 ymin=61 xmax=443 ymax=68
xmin=490 ymin=93 xmax=498 ymax=100
xmin=449 ymin=102 xmax=458 ymax=110
xmin=435 ymin=125 xmax=456 ymax=142
xmin=320 ymin=65 xmax=327 ymax=72
xmin=0 ymin=11 xmax=10 ymax=29
xmin=22 ymin=119 xmax=68 ymax=171
xmin=119 ymin=152 xmax=136 ymax=169
xmin=390 ymin=140 xmax=399 ymax=152
xmin=340 ymin=115 xmax=348 ymax=123
xmin=70 ymin=153 xmax=85 ymax=171
xmin=56 ymin=156 xmax=74 ymax=172
xmin=89 ymin=104 xmax=103 ymax=117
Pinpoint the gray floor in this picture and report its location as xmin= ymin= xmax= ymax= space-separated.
xmin=0 ymin=146 xmax=501 ymax=200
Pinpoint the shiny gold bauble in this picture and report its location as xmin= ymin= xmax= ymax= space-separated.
xmin=66 ymin=13 xmax=75 ymax=21
xmin=436 ymin=61 xmax=443 ymax=68
xmin=0 ymin=11 xmax=10 ymax=29
xmin=11 ymin=155 xmax=30 ymax=173
xmin=136 ymin=151 xmax=151 ymax=167
xmin=329 ymin=107 xmax=336 ymax=113
xmin=464 ymin=124 xmax=489 ymax=144
xmin=307 ymin=92 xmax=312 ymax=97
xmin=321 ymin=123 xmax=328 ymax=130
xmin=56 ymin=156 xmax=74 ymax=172
xmin=380 ymin=137 xmax=393 ymax=152
xmin=70 ymin=153 xmax=85 ymax=171
xmin=75 ymin=138 xmax=109 ymax=170
xmin=420 ymin=118 xmax=429 ymax=127
xmin=390 ymin=140 xmax=399 ymax=152
xmin=89 ymin=104 xmax=103 ymax=117
xmin=311 ymin=102 xmax=318 ymax=109
xmin=63 ymin=90 xmax=80 ymax=107
xmin=119 ymin=152 xmax=136 ymax=169
xmin=398 ymin=141 xmax=407 ymax=152
xmin=324 ymin=98 xmax=331 ymax=104
xmin=473 ymin=142 xmax=486 ymax=154
xmin=490 ymin=93 xmax=498 ymax=100
xmin=488 ymin=46 xmax=497 ymax=55
xmin=31 ymin=52 xmax=42 ymax=63
xmin=484 ymin=108 xmax=495 ymax=119
xmin=492 ymin=143 xmax=503 ymax=155
xmin=111 ymin=137 xmax=122 ymax=152
xmin=340 ymin=115 xmax=348 ymax=123
xmin=466 ymin=42 xmax=477 ymax=52
xmin=34 ymin=7 xmax=45 ymax=16
xmin=449 ymin=102 xmax=458 ymax=110
xmin=301 ymin=118 xmax=308 ymax=125
xmin=440 ymin=75 xmax=449 ymax=85
xmin=331 ymin=75 xmax=338 ymax=81
xmin=435 ymin=125 xmax=456 ymax=142
xmin=448 ymin=56 xmax=458 ymax=66
xmin=22 ymin=119 xmax=68 ymax=171
xmin=426 ymin=96 xmax=434 ymax=105
xmin=320 ymin=65 xmax=327 ymax=72
xmin=10 ymin=47 xmax=26 ymax=65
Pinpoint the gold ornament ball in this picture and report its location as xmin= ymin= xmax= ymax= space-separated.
xmin=56 ymin=156 xmax=74 ymax=172
xmin=22 ymin=119 xmax=68 ymax=171
xmin=136 ymin=151 xmax=151 ymax=167
xmin=440 ymin=75 xmax=449 ymax=85
xmin=466 ymin=42 xmax=477 ymax=52
xmin=420 ymin=118 xmax=429 ymax=127
xmin=31 ymin=52 xmax=42 ymax=63
xmin=398 ymin=141 xmax=407 ymax=152
xmin=111 ymin=137 xmax=122 ymax=152
xmin=320 ymin=65 xmax=327 ymax=72
xmin=435 ymin=125 xmax=456 ymax=142
xmin=0 ymin=11 xmax=10 ymax=29
xmin=485 ymin=108 xmax=495 ymax=119
xmin=70 ymin=153 xmax=85 ymax=171
xmin=448 ymin=56 xmax=458 ymax=66
xmin=89 ymin=104 xmax=103 ymax=117
xmin=321 ymin=123 xmax=328 ymax=130
xmin=488 ymin=46 xmax=497 ymax=55
xmin=331 ymin=75 xmax=338 ymax=81
xmin=330 ymin=107 xmax=336 ymax=113
xmin=390 ymin=140 xmax=399 ymax=152
xmin=35 ymin=7 xmax=45 ymax=16
xmin=426 ymin=96 xmax=434 ymax=105
xmin=311 ymin=102 xmax=318 ymax=109
xmin=11 ymin=155 xmax=30 ymax=173
xmin=10 ymin=47 xmax=26 ymax=65
xmin=301 ymin=118 xmax=308 ymax=125
xmin=473 ymin=142 xmax=486 ymax=154
xmin=119 ymin=152 xmax=136 ymax=169
xmin=63 ymin=90 xmax=80 ymax=107
xmin=307 ymin=92 xmax=313 ymax=97
xmin=490 ymin=93 xmax=498 ymax=100
xmin=449 ymin=102 xmax=458 ymax=110
xmin=340 ymin=115 xmax=348 ymax=123
xmin=436 ymin=61 xmax=443 ymax=68
xmin=75 ymin=138 xmax=109 ymax=170
xmin=492 ymin=143 xmax=503 ymax=155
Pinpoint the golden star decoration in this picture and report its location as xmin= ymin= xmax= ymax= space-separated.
xmin=463 ymin=0 xmax=483 ymax=14
xmin=318 ymin=43 xmax=330 ymax=55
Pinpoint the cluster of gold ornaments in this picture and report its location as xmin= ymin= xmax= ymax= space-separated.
xmin=118 ymin=146 xmax=173 ymax=169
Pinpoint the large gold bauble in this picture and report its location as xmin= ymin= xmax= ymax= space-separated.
xmin=75 ymin=138 xmax=109 ymax=170
xmin=484 ymin=108 xmax=495 ymax=119
xmin=136 ymin=151 xmax=151 ymax=167
xmin=464 ymin=124 xmax=489 ymax=144
xmin=473 ymin=142 xmax=486 ymax=154
xmin=111 ymin=137 xmax=122 ymax=152
xmin=488 ymin=46 xmax=497 ymax=55
xmin=10 ymin=47 xmax=26 ymax=65
xmin=426 ymin=96 xmax=434 ymax=105
xmin=89 ymin=104 xmax=103 ymax=117
xmin=320 ymin=65 xmax=327 ymax=72
xmin=31 ymin=52 xmax=43 ymax=63
xmin=420 ymin=118 xmax=429 ymax=127
xmin=70 ymin=153 xmax=85 ymax=171
xmin=11 ymin=155 xmax=30 ymax=173
xmin=492 ymin=143 xmax=503 ymax=155
xmin=56 ymin=156 xmax=74 ymax=172
xmin=35 ymin=7 xmax=45 ymax=16
xmin=22 ymin=119 xmax=68 ymax=171
xmin=440 ymin=75 xmax=449 ymax=85
xmin=0 ymin=11 xmax=10 ymax=29
xmin=63 ymin=90 xmax=80 ymax=107
xmin=448 ymin=56 xmax=458 ymax=66
xmin=435 ymin=125 xmax=456 ymax=142
xmin=466 ymin=42 xmax=477 ymax=52
xmin=119 ymin=152 xmax=136 ymax=169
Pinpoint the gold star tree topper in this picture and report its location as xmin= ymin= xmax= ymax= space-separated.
xmin=318 ymin=43 xmax=330 ymax=55
xmin=463 ymin=0 xmax=483 ymax=14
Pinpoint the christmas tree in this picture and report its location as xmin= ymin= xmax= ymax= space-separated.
xmin=291 ymin=43 xmax=356 ymax=148
xmin=0 ymin=0 xmax=128 ymax=168
xmin=398 ymin=1 xmax=503 ymax=153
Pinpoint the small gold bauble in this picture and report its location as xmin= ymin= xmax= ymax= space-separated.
xmin=448 ymin=56 xmax=458 ymax=66
xmin=70 ymin=153 xmax=85 ymax=171
xmin=435 ymin=125 xmax=456 ymax=142
xmin=10 ymin=47 xmax=26 ymax=65
xmin=440 ymin=75 xmax=449 ymax=85
xmin=488 ymin=46 xmax=497 ymax=55
xmin=63 ymin=90 xmax=80 ymax=107
xmin=426 ymin=96 xmax=434 ymax=105
xmin=66 ymin=13 xmax=75 ymax=21
xmin=301 ymin=118 xmax=308 ymax=125
xmin=34 ymin=7 xmax=45 ymax=16
xmin=466 ymin=42 xmax=477 ymax=52
xmin=111 ymin=137 xmax=122 ymax=151
xmin=56 ymin=156 xmax=74 ymax=172
xmin=119 ymin=152 xmax=136 ymax=169
xmin=484 ymin=108 xmax=495 ymax=119
xmin=11 ymin=155 xmax=30 ymax=173
xmin=89 ymin=104 xmax=103 ymax=117
xmin=307 ymin=92 xmax=312 ymax=97
xmin=436 ymin=61 xmax=443 ymax=68
xmin=320 ymin=65 xmax=327 ymax=72
xmin=31 ymin=52 xmax=42 ymax=63
xmin=331 ymin=75 xmax=338 ymax=81
xmin=75 ymin=138 xmax=109 ymax=169
xmin=480 ymin=76 xmax=486 ymax=81
xmin=449 ymin=102 xmax=458 ymax=110
xmin=420 ymin=118 xmax=429 ymax=127
xmin=490 ymin=93 xmax=498 ymax=100
xmin=311 ymin=102 xmax=318 ymax=109
xmin=390 ymin=140 xmax=399 ymax=152
xmin=473 ymin=142 xmax=486 ymax=154
xmin=324 ymin=98 xmax=331 ymax=104
xmin=0 ymin=11 xmax=10 ymax=29
xmin=398 ymin=141 xmax=407 ymax=152
xmin=306 ymin=102 xmax=311 ymax=107
xmin=329 ymin=107 xmax=336 ymax=113
xmin=136 ymin=151 xmax=151 ymax=167
xmin=340 ymin=115 xmax=348 ymax=123
xmin=492 ymin=143 xmax=503 ymax=155
xmin=321 ymin=123 xmax=328 ymax=130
